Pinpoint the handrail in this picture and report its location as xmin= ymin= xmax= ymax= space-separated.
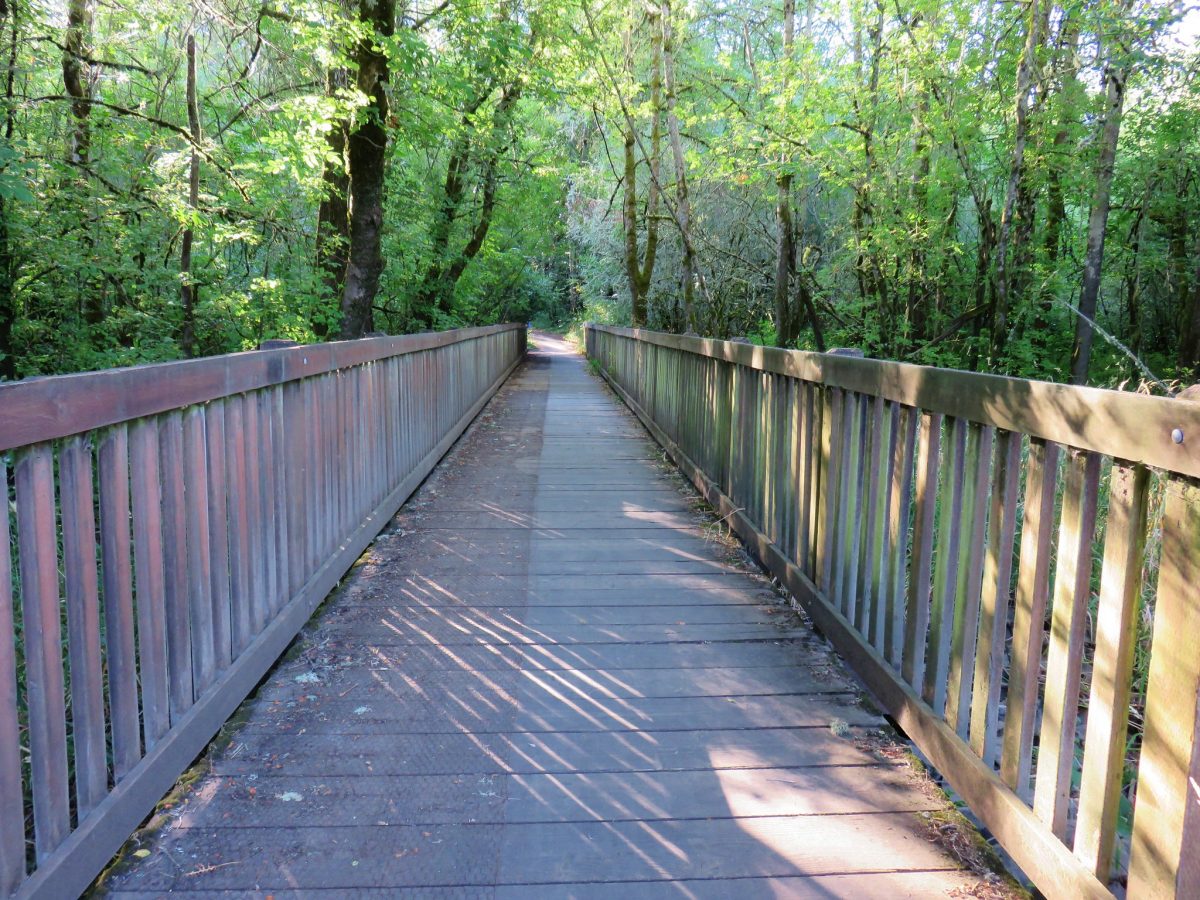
xmin=587 ymin=323 xmax=1199 ymax=900
xmin=0 ymin=324 xmax=526 ymax=899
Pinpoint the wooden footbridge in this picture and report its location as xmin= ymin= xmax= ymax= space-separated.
xmin=1 ymin=325 xmax=1198 ymax=898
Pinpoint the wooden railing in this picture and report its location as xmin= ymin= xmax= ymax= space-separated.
xmin=0 ymin=324 xmax=526 ymax=899
xmin=586 ymin=324 xmax=1200 ymax=900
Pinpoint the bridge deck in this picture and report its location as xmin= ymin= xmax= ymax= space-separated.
xmin=102 ymin=334 xmax=989 ymax=898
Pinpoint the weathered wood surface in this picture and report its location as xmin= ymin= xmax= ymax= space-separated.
xmin=587 ymin=324 xmax=1200 ymax=478
xmin=100 ymin=334 xmax=987 ymax=899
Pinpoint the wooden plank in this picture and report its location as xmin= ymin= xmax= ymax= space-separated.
xmin=271 ymin=386 xmax=290 ymax=615
xmin=800 ymin=383 xmax=818 ymax=575
xmin=1033 ymin=450 xmax=1101 ymax=837
xmin=818 ymin=388 xmax=841 ymax=593
xmin=1000 ymin=439 xmax=1061 ymax=798
xmin=129 ymin=419 xmax=170 ymax=746
xmin=97 ymin=426 xmax=140 ymax=778
xmin=902 ymin=412 xmax=941 ymax=690
xmin=58 ymin=436 xmax=108 ymax=817
xmin=0 ymin=455 xmax=26 ymax=894
xmin=1180 ymin=727 xmax=1200 ymax=899
xmin=969 ymin=431 xmax=1022 ymax=764
xmin=241 ymin=393 xmax=267 ymax=636
xmin=182 ymin=407 xmax=216 ymax=695
xmin=884 ymin=407 xmax=916 ymax=666
xmin=1127 ymin=477 xmax=1200 ymax=899
xmin=925 ymin=417 xmax=967 ymax=713
xmin=1073 ymin=464 xmax=1149 ymax=880
xmin=157 ymin=411 xmax=194 ymax=718
xmin=860 ymin=397 xmax=888 ymax=643
xmin=223 ymin=397 xmax=253 ymax=656
xmin=204 ymin=401 xmax=233 ymax=671
xmin=283 ymin=381 xmax=305 ymax=597
xmin=831 ymin=391 xmax=855 ymax=610
xmin=303 ymin=377 xmax=318 ymax=574
xmin=842 ymin=395 xmax=867 ymax=623
xmin=786 ymin=379 xmax=802 ymax=568
xmin=585 ymin=325 xmax=1200 ymax=479
xmin=0 ymin=324 xmax=523 ymax=452
xmin=14 ymin=445 xmax=70 ymax=860
xmin=256 ymin=391 xmax=279 ymax=616
xmin=944 ymin=425 xmax=994 ymax=737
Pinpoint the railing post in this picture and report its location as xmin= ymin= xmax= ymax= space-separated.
xmin=1128 ymin=387 xmax=1200 ymax=898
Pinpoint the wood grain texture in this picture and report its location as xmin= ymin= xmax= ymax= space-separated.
xmin=588 ymin=325 xmax=1200 ymax=478
xmin=59 ymin=436 xmax=108 ymax=817
xmin=902 ymin=412 xmax=941 ymax=691
xmin=1127 ymin=478 xmax=1200 ymax=899
xmin=1074 ymin=464 xmax=1149 ymax=880
xmin=1000 ymin=439 xmax=1060 ymax=799
xmin=1033 ymin=450 xmax=1101 ymax=837
xmin=968 ymin=430 xmax=1021 ymax=765
xmin=0 ymin=456 xmax=26 ymax=894
xmin=15 ymin=445 xmax=70 ymax=861
xmin=98 ymin=427 xmax=141 ymax=778
xmin=0 ymin=324 xmax=523 ymax=451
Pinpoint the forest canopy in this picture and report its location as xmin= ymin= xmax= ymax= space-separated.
xmin=0 ymin=0 xmax=1196 ymax=388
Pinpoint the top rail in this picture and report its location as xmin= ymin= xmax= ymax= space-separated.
xmin=0 ymin=324 xmax=522 ymax=452
xmin=588 ymin=324 xmax=1200 ymax=479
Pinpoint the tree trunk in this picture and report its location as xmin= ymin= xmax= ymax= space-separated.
xmin=0 ymin=0 xmax=15 ymax=379
xmin=992 ymin=0 xmax=1041 ymax=361
xmin=339 ymin=0 xmax=396 ymax=340
xmin=1069 ymin=59 xmax=1128 ymax=384
xmin=314 ymin=67 xmax=350 ymax=335
xmin=660 ymin=0 xmax=695 ymax=333
xmin=417 ymin=82 xmax=522 ymax=317
xmin=179 ymin=30 xmax=200 ymax=356
xmin=1175 ymin=223 xmax=1200 ymax=372
xmin=62 ymin=0 xmax=92 ymax=167
xmin=772 ymin=0 xmax=795 ymax=347
xmin=621 ymin=20 xmax=662 ymax=328
xmin=623 ymin=126 xmax=645 ymax=325
xmin=1041 ymin=15 xmax=1080 ymax=272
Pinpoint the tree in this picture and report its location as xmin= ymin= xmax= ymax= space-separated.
xmin=339 ymin=0 xmax=397 ymax=339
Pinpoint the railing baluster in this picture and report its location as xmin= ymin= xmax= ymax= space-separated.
xmin=926 ymin=416 xmax=968 ymax=712
xmin=0 ymin=456 xmax=26 ymax=894
xmin=59 ymin=436 xmax=107 ymax=817
xmin=1034 ymin=450 xmax=1102 ymax=836
xmin=969 ymin=430 xmax=1022 ymax=765
xmin=1127 ymin=477 xmax=1200 ymax=898
xmin=182 ymin=407 xmax=215 ymax=696
xmin=98 ymin=425 xmax=141 ymax=778
xmin=884 ymin=406 xmax=916 ymax=666
xmin=1074 ymin=462 xmax=1149 ymax=880
xmin=945 ymin=424 xmax=994 ymax=737
xmin=129 ymin=419 xmax=170 ymax=747
xmin=1001 ymin=438 xmax=1061 ymax=800
xmin=16 ymin=445 xmax=70 ymax=860
xmin=902 ymin=411 xmax=941 ymax=691
xmin=205 ymin=401 xmax=233 ymax=671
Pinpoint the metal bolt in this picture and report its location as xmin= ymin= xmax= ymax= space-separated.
xmin=1172 ymin=428 xmax=1184 ymax=444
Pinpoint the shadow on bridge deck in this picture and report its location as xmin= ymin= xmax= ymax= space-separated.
xmin=99 ymin=333 xmax=993 ymax=898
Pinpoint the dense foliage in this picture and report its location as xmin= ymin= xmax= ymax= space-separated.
xmin=0 ymin=0 xmax=1196 ymax=388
